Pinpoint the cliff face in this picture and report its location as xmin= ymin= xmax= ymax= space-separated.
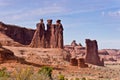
xmin=0 ymin=22 xmax=35 ymax=46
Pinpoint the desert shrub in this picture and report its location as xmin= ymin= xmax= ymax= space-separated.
xmin=58 ymin=74 xmax=65 ymax=80
xmin=29 ymin=72 xmax=51 ymax=80
xmin=38 ymin=66 xmax=53 ymax=78
xmin=70 ymin=78 xmax=74 ymax=80
xmin=0 ymin=67 xmax=10 ymax=77
xmin=81 ymin=77 xmax=86 ymax=80
xmin=12 ymin=67 xmax=33 ymax=80
xmin=75 ymin=77 xmax=80 ymax=80
xmin=65 ymin=78 xmax=68 ymax=80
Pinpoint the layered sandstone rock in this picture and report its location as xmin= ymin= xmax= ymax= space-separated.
xmin=64 ymin=40 xmax=85 ymax=59
xmin=70 ymin=58 xmax=88 ymax=68
xmin=0 ymin=22 xmax=35 ymax=46
xmin=70 ymin=58 xmax=78 ymax=66
xmin=71 ymin=40 xmax=78 ymax=47
xmin=78 ymin=58 xmax=88 ymax=68
xmin=55 ymin=20 xmax=64 ymax=48
xmin=30 ymin=19 xmax=64 ymax=49
xmin=0 ymin=45 xmax=16 ymax=63
xmin=30 ymin=19 xmax=45 ymax=48
xmin=85 ymin=39 xmax=104 ymax=66
xmin=0 ymin=33 xmax=23 ymax=46
xmin=46 ymin=19 xmax=53 ymax=48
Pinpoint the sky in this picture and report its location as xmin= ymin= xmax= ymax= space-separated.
xmin=0 ymin=0 xmax=120 ymax=49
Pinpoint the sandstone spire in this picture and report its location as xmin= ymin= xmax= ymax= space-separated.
xmin=30 ymin=19 xmax=45 ymax=48
xmin=85 ymin=39 xmax=104 ymax=66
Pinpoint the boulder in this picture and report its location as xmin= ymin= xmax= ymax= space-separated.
xmin=0 ymin=47 xmax=15 ymax=63
xmin=78 ymin=58 xmax=88 ymax=68
xmin=70 ymin=58 xmax=78 ymax=66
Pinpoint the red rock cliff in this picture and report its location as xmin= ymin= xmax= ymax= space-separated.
xmin=0 ymin=22 xmax=35 ymax=46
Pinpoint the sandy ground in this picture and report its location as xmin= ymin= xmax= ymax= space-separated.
xmin=0 ymin=46 xmax=120 ymax=80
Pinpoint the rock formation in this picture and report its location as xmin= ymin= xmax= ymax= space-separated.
xmin=71 ymin=40 xmax=78 ymax=47
xmin=30 ymin=19 xmax=64 ymax=49
xmin=64 ymin=40 xmax=85 ymax=60
xmin=85 ymin=39 xmax=104 ymax=66
xmin=0 ymin=22 xmax=35 ymax=46
xmin=46 ymin=19 xmax=52 ymax=48
xmin=70 ymin=58 xmax=88 ymax=68
xmin=55 ymin=20 xmax=64 ymax=48
xmin=0 ymin=44 xmax=16 ymax=63
xmin=30 ymin=19 xmax=45 ymax=48
xmin=78 ymin=58 xmax=88 ymax=68
xmin=70 ymin=58 xmax=78 ymax=66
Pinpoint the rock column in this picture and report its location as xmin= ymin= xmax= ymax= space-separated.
xmin=85 ymin=39 xmax=104 ymax=66
xmin=30 ymin=19 xmax=45 ymax=48
xmin=55 ymin=20 xmax=64 ymax=48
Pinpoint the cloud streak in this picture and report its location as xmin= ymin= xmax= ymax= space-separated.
xmin=0 ymin=0 xmax=11 ymax=6
xmin=102 ymin=10 xmax=120 ymax=17
xmin=0 ymin=6 xmax=65 ymax=22
xmin=108 ymin=10 xmax=120 ymax=16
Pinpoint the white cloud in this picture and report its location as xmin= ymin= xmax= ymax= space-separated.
xmin=101 ymin=10 xmax=120 ymax=17
xmin=1 ymin=6 xmax=65 ymax=22
xmin=108 ymin=10 xmax=120 ymax=16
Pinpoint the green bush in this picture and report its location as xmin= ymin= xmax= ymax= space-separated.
xmin=0 ymin=67 xmax=10 ymax=77
xmin=12 ymin=67 xmax=33 ymax=80
xmin=30 ymin=72 xmax=51 ymax=80
xmin=38 ymin=66 xmax=53 ymax=78
xmin=58 ymin=74 xmax=65 ymax=80
xmin=81 ymin=77 xmax=86 ymax=80
xmin=75 ymin=77 xmax=80 ymax=80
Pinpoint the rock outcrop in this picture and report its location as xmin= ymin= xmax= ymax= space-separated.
xmin=70 ymin=58 xmax=78 ymax=66
xmin=0 ymin=44 xmax=16 ymax=63
xmin=0 ymin=33 xmax=23 ymax=46
xmin=30 ymin=19 xmax=45 ymax=48
xmin=85 ymin=39 xmax=104 ymax=66
xmin=71 ymin=40 xmax=78 ymax=47
xmin=70 ymin=58 xmax=88 ymax=68
xmin=78 ymin=58 xmax=88 ymax=68
xmin=64 ymin=40 xmax=85 ymax=59
xmin=0 ymin=22 xmax=35 ymax=46
xmin=30 ymin=19 xmax=64 ymax=48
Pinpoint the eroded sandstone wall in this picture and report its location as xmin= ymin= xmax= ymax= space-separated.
xmin=0 ymin=22 xmax=35 ymax=45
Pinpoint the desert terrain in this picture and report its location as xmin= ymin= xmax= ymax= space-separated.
xmin=0 ymin=46 xmax=119 ymax=80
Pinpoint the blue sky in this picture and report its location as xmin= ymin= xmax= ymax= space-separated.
xmin=0 ymin=0 xmax=120 ymax=49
